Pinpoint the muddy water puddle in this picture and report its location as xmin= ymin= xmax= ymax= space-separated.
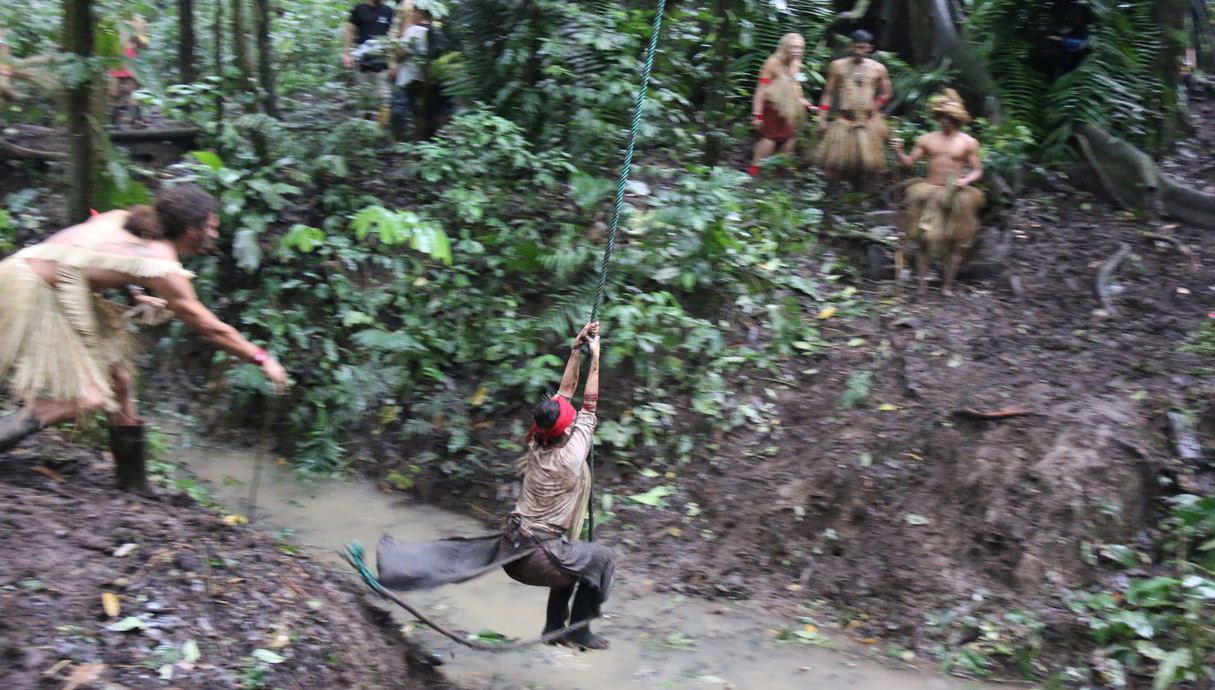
xmin=170 ymin=434 xmax=990 ymax=690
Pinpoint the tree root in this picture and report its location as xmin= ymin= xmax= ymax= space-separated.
xmin=1095 ymin=243 xmax=1132 ymax=317
xmin=1074 ymin=124 xmax=1215 ymax=228
xmin=0 ymin=138 xmax=68 ymax=161
xmin=1142 ymin=232 xmax=1198 ymax=269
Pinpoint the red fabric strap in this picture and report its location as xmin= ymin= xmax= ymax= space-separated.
xmin=758 ymin=77 xmax=772 ymax=84
xmin=527 ymin=396 xmax=577 ymax=443
xmin=819 ymin=105 xmax=831 ymax=112
xmin=876 ymin=96 xmax=889 ymax=106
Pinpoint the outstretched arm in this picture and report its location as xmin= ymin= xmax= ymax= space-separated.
xmin=582 ymin=334 xmax=600 ymax=413
xmin=557 ymin=321 xmax=598 ymax=399
xmin=152 ymin=273 xmax=290 ymax=393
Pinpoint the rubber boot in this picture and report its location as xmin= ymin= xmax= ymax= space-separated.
xmin=542 ymin=585 xmax=575 ymax=641
xmin=0 ymin=411 xmax=42 ymax=453
xmin=564 ymin=584 xmax=609 ymax=650
xmin=109 ymin=423 xmax=148 ymax=492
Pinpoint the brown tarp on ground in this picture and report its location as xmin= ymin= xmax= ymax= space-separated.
xmin=376 ymin=532 xmax=615 ymax=599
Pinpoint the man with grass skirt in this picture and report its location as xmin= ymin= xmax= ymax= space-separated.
xmin=375 ymin=321 xmax=615 ymax=650
xmin=0 ymin=186 xmax=290 ymax=487
xmin=815 ymin=30 xmax=892 ymax=187
xmin=890 ymin=88 xmax=985 ymax=295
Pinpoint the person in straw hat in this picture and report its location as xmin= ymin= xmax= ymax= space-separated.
xmin=815 ymin=29 xmax=892 ymax=187
xmin=890 ymin=88 xmax=985 ymax=295
xmin=747 ymin=32 xmax=814 ymax=177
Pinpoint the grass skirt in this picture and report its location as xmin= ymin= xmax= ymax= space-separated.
xmin=0 ymin=257 xmax=134 ymax=411
xmin=815 ymin=116 xmax=888 ymax=180
xmin=899 ymin=180 xmax=986 ymax=261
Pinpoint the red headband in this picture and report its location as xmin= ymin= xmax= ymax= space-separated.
xmin=527 ymin=396 xmax=577 ymax=444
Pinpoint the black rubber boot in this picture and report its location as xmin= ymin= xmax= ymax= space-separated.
xmin=109 ymin=424 xmax=148 ymax=492
xmin=564 ymin=584 xmax=609 ymax=650
xmin=0 ymin=411 xmax=42 ymax=453
xmin=543 ymin=585 xmax=575 ymax=640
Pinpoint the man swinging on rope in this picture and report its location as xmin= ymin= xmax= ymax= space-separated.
xmin=815 ymin=30 xmax=892 ymax=188
xmin=890 ymin=88 xmax=985 ymax=295
xmin=375 ymin=321 xmax=614 ymax=650
xmin=748 ymin=32 xmax=813 ymax=177
xmin=0 ymin=185 xmax=290 ymax=488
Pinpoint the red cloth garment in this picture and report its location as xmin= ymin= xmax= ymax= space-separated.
xmin=110 ymin=44 xmax=139 ymax=79
xmin=527 ymin=396 xmax=577 ymax=443
xmin=759 ymin=101 xmax=793 ymax=141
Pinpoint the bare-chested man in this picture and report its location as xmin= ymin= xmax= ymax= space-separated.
xmin=0 ymin=185 xmax=289 ymax=489
xmin=890 ymin=88 xmax=985 ymax=295
xmin=815 ymin=30 xmax=892 ymax=186
xmin=747 ymin=33 xmax=813 ymax=177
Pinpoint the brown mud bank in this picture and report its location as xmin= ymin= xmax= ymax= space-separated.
xmin=0 ymin=434 xmax=450 ymax=690
xmin=380 ymin=178 xmax=1215 ymax=679
xmin=604 ymin=184 xmax=1215 ymax=671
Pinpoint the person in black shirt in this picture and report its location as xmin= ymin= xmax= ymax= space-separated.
xmin=342 ymin=0 xmax=396 ymax=122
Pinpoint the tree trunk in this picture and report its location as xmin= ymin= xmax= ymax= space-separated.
xmin=701 ymin=0 xmax=737 ymax=167
xmin=178 ymin=0 xmax=197 ymax=84
xmin=214 ymin=0 xmax=225 ymax=128
xmin=63 ymin=0 xmax=94 ymax=223
xmin=253 ymin=0 xmax=279 ymax=117
xmin=230 ymin=0 xmax=258 ymax=112
xmin=1154 ymin=0 xmax=1189 ymax=150
xmin=1193 ymin=0 xmax=1215 ymax=71
xmin=910 ymin=0 xmax=1003 ymax=124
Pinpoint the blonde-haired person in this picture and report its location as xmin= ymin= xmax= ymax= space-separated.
xmin=0 ymin=185 xmax=289 ymax=489
xmin=108 ymin=14 xmax=149 ymax=127
xmin=748 ymin=32 xmax=814 ymax=177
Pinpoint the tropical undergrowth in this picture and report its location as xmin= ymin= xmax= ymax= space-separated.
xmin=161 ymin=105 xmax=848 ymax=484
xmin=965 ymin=0 xmax=1180 ymax=163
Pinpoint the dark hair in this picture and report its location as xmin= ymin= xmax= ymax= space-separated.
xmin=125 ymin=184 xmax=217 ymax=240
xmin=850 ymin=29 xmax=874 ymax=45
xmin=533 ymin=398 xmax=560 ymax=430
xmin=416 ymin=8 xmax=432 ymax=20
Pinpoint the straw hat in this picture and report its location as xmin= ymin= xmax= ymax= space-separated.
xmin=928 ymin=88 xmax=972 ymax=125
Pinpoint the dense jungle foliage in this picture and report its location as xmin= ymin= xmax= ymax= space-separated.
xmin=4 ymin=0 xmax=1196 ymax=471
xmin=3 ymin=1 xmax=1215 ymax=687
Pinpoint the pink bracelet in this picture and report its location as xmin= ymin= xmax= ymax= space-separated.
xmin=251 ymin=348 xmax=269 ymax=364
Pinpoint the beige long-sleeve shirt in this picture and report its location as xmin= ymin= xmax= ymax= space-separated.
xmin=511 ymin=410 xmax=597 ymax=538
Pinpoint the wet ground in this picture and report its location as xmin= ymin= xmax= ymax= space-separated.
xmin=0 ymin=433 xmax=449 ymax=690
xmin=172 ymin=433 xmax=992 ymax=690
xmin=1 ymin=91 xmax=1212 ymax=689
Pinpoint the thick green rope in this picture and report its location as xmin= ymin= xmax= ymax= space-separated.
xmin=585 ymin=0 xmax=667 ymax=543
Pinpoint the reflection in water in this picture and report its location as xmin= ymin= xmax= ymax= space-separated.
xmin=171 ymin=435 xmax=986 ymax=690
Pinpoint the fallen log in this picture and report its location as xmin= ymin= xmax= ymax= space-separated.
xmin=106 ymin=127 xmax=201 ymax=143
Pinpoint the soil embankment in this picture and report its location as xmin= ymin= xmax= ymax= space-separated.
xmin=1 ymin=92 xmax=1212 ymax=686
xmin=0 ymin=436 xmax=450 ymax=689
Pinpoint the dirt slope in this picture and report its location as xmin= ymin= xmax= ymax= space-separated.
xmin=592 ymin=95 xmax=1215 ymax=670
xmin=0 ymin=434 xmax=451 ymax=690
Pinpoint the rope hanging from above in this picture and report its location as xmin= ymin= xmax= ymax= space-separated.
xmin=584 ymin=0 xmax=667 ymax=543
